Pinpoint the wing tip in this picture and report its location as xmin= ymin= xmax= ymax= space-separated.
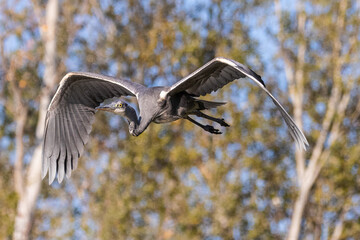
xmin=293 ymin=128 xmax=310 ymax=152
xmin=48 ymin=170 xmax=56 ymax=185
xmin=296 ymin=139 xmax=310 ymax=152
xmin=41 ymin=157 xmax=49 ymax=180
xmin=41 ymin=167 xmax=47 ymax=180
xmin=57 ymin=170 xmax=65 ymax=184
xmin=301 ymin=137 xmax=310 ymax=152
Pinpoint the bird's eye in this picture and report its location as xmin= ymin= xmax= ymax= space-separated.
xmin=117 ymin=103 xmax=123 ymax=108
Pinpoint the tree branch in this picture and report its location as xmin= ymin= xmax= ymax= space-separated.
xmin=6 ymin=57 xmax=28 ymax=197
xmin=286 ymin=1 xmax=348 ymax=239
xmin=274 ymin=0 xmax=306 ymax=181
xmin=329 ymin=201 xmax=351 ymax=240
xmin=305 ymin=0 xmax=347 ymax=183
xmin=293 ymin=2 xmax=306 ymax=181
xmin=13 ymin=0 xmax=59 ymax=239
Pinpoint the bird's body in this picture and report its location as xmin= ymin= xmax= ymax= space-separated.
xmin=152 ymin=91 xmax=220 ymax=124
xmin=150 ymin=88 xmax=190 ymax=124
xmin=98 ymin=86 xmax=228 ymax=135
xmin=42 ymin=57 xmax=309 ymax=184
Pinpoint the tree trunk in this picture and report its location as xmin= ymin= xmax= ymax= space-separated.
xmin=275 ymin=0 xmax=349 ymax=239
xmin=12 ymin=0 xmax=58 ymax=239
xmin=287 ymin=183 xmax=311 ymax=240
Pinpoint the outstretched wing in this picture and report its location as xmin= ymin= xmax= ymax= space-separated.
xmin=42 ymin=72 xmax=145 ymax=184
xmin=165 ymin=57 xmax=309 ymax=151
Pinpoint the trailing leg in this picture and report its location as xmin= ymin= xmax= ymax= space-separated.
xmin=194 ymin=110 xmax=230 ymax=127
xmin=186 ymin=116 xmax=222 ymax=134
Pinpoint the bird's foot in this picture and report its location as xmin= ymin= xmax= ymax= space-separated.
xmin=219 ymin=118 xmax=230 ymax=127
xmin=204 ymin=125 xmax=222 ymax=134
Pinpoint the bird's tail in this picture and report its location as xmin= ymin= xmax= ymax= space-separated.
xmin=195 ymin=99 xmax=226 ymax=110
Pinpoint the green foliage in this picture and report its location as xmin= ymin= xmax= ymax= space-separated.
xmin=0 ymin=162 xmax=17 ymax=238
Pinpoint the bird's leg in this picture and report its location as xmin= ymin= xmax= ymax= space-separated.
xmin=186 ymin=116 xmax=222 ymax=134
xmin=194 ymin=111 xmax=230 ymax=127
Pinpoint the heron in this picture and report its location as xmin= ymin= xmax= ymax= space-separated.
xmin=42 ymin=57 xmax=309 ymax=184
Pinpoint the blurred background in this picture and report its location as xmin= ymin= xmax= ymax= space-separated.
xmin=0 ymin=0 xmax=359 ymax=239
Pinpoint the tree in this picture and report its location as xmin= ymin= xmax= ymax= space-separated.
xmin=2 ymin=0 xmax=59 ymax=239
xmin=273 ymin=0 xmax=360 ymax=239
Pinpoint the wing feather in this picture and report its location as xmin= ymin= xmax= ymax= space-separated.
xmin=41 ymin=112 xmax=54 ymax=178
xmin=62 ymin=109 xmax=74 ymax=179
xmin=48 ymin=115 xmax=61 ymax=184
xmin=57 ymin=106 xmax=74 ymax=183
xmin=64 ymin=104 xmax=79 ymax=178
xmin=66 ymin=103 xmax=82 ymax=158
xmin=43 ymin=72 xmax=145 ymax=184
xmin=57 ymin=112 xmax=66 ymax=183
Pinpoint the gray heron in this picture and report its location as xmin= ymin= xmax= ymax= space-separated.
xmin=42 ymin=57 xmax=309 ymax=184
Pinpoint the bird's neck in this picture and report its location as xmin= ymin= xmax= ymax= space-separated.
xmin=124 ymin=107 xmax=140 ymax=126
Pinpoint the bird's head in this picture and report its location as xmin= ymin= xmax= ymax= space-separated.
xmin=96 ymin=99 xmax=128 ymax=115
xmin=96 ymin=98 xmax=140 ymax=136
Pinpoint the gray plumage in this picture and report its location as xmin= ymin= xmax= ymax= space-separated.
xmin=42 ymin=57 xmax=309 ymax=184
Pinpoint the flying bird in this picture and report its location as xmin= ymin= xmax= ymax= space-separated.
xmin=42 ymin=57 xmax=309 ymax=184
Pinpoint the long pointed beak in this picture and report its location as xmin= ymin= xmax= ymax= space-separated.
xmin=95 ymin=106 xmax=111 ymax=111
